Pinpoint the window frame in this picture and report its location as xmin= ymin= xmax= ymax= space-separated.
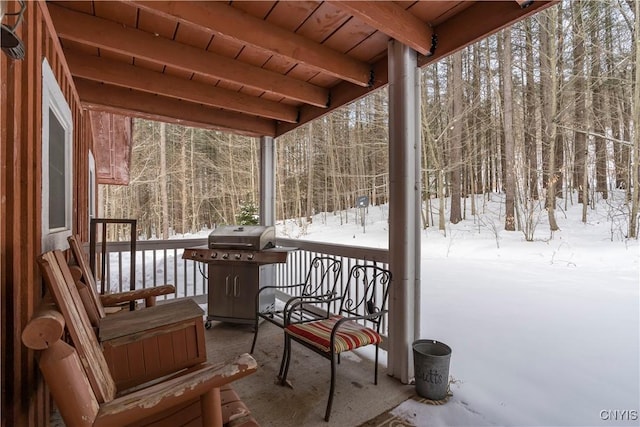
xmin=88 ymin=150 xmax=96 ymax=234
xmin=41 ymin=58 xmax=73 ymax=251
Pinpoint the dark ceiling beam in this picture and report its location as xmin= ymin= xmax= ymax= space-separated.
xmin=131 ymin=1 xmax=372 ymax=87
xmin=65 ymin=50 xmax=299 ymax=123
xmin=419 ymin=0 xmax=558 ymax=67
xmin=329 ymin=1 xmax=435 ymax=56
xmin=76 ymin=79 xmax=276 ymax=137
xmin=48 ymin=3 xmax=329 ymax=108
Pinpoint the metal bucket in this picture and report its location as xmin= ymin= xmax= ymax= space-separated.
xmin=413 ymin=339 xmax=452 ymax=400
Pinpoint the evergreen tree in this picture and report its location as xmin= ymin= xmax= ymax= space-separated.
xmin=236 ymin=201 xmax=259 ymax=225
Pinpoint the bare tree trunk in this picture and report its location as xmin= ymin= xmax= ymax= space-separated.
xmin=470 ymin=43 xmax=481 ymax=203
xmin=502 ymin=28 xmax=516 ymax=231
xmin=541 ymin=9 xmax=560 ymax=231
xmin=554 ymin=6 xmax=566 ymax=201
xmin=630 ymin=0 xmax=640 ymax=238
xmin=622 ymin=95 xmax=633 ymax=203
xmin=327 ymin=118 xmax=341 ymax=222
xmin=420 ymin=88 xmax=431 ymax=228
xmin=180 ymin=129 xmax=188 ymax=234
xmin=306 ymin=123 xmax=314 ymax=223
xmin=227 ymin=134 xmax=238 ymax=223
xmin=450 ymin=51 xmax=463 ymax=224
xmin=572 ymin=0 xmax=588 ymax=212
xmin=524 ymin=19 xmax=539 ymax=201
xmin=159 ymin=122 xmax=170 ymax=239
xmin=190 ymin=128 xmax=198 ymax=231
xmin=589 ymin=2 xmax=608 ymax=200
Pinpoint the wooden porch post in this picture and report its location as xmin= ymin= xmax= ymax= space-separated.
xmin=387 ymin=39 xmax=421 ymax=384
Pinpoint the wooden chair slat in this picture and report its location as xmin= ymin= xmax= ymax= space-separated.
xmin=68 ymin=234 xmax=175 ymax=315
xmin=67 ymin=234 xmax=106 ymax=318
xmin=37 ymin=250 xmax=117 ymax=403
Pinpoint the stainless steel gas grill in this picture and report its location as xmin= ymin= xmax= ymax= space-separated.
xmin=182 ymin=225 xmax=289 ymax=328
xmin=208 ymin=225 xmax=275 ymax=251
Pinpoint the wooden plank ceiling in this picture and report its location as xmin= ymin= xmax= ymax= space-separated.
xmin=47 ymin=1 xmax=555 ymax=183
xmin=48 ymin=0 xmax=556 ymax=138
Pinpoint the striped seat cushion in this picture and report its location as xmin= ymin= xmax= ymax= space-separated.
xmin=285 ymin=315 xmax=382 ymax=354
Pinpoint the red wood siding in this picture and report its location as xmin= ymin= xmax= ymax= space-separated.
xmin=1 ymin=1 xmax=92 ymax=425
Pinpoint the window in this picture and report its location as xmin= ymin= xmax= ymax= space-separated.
xmin=42 ymin=58 xmax=73 ymax=251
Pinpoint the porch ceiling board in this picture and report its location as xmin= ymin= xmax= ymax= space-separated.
xmin=76 ymin=79 xmax=276 ymax=137
xmin=64 ymin=50 xmax=299 ymax=123
xmin=48 ymin=3 xmax=330 ymax=107
xmin=45 ymin=0 xmax=558 ymax=140
xmin=130 ymin=1 xmax=373 ymax=87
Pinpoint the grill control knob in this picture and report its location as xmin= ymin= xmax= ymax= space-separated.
xmin=247 ymin=253 xmax=255 ymax=260
xmin=210 ymin=252 xmax=217 ymax=259
xmin=222 ymin=253 xmax=229 ymax=259
xmin=234 ymin=253 xmax=242 ymax=260
xmin=191 ymin=251 xmax=197 ymax=258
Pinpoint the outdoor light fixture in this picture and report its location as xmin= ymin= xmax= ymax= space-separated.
xmin=1 ymin=0 xmax=26 ymax=60
xmin=515 ymin=0 xmax=534 ymax=8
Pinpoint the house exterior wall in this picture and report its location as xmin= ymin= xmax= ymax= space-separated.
xmin=1 ymin=1 xmax=92 ymax=425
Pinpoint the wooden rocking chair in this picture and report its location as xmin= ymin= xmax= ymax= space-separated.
xmin=22 ymin=302 xmax=259 ymax=427
xmin=38 ymin=250 xmax=207 ymax=389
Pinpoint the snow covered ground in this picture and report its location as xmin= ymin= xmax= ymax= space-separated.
xmin=120 ymin=191 xmax=637 ymax=426
xmin=274 ymin=192 xmax=639 ymax=427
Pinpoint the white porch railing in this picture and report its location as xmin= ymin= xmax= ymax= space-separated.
xmin=89 ymin=237 xmax=390 ymax=334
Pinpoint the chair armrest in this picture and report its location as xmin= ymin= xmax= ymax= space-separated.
xmin=285 ymin=294 xmax=341 ymax=324
xmin=331 ymin=309 xmax=388 ymax=335
xmin=256 ymin=282 xmax=307 ymax=299
xmin=94 ymin=354 xmax=257 ymax=427
xmin=283 ymin=292 xmax=336 ymax=312
xmin=99 ymin=285 xmax=175 ymax=307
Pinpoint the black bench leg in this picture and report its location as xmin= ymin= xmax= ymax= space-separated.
xmin=279 ymin=333 xmax=292 ymax=385
xmin=325 ymin=352 xmax=337 ymax=422
xmin=250 ymin=315 xmax=259 ymax=353
xmin=374 ymin=344 xmax=379 ymax=385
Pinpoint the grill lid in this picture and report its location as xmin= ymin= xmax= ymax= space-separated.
xmin=208 ymin=225 xmax=275 ymax=250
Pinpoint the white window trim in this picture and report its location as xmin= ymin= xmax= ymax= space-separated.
xmin=42 ymin=58 xmax=73 ymax=251
xmin=88 ymin=150 xmax=96 ymax=234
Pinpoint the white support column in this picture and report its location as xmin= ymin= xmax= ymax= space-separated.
xmin=387 ymin=39 xmax=421 ymax=384
xmin=259 ymin=136 xmax=275 ymax=226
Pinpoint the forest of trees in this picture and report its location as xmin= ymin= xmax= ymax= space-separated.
xmin=100 ymin=0 xmax=639 ymax=241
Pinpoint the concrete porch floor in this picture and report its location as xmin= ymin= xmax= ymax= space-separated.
xmin=206 ymin=319 xmax=415 ymax=427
